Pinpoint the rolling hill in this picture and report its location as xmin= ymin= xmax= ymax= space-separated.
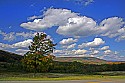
xmin=54 ymin=57 xmax=107 ymax=64
xmin=0 ymin=50 xmax=23 ymax=63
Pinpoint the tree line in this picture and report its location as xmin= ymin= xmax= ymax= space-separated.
xmin=49 ymin=61 xmax=125 ymax=74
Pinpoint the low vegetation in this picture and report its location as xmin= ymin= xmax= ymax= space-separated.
xmin=0 ymin=72 xmax=125 ymax=81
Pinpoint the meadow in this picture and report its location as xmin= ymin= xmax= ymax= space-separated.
xmin=0 ymin=71 xmax=125 ymax=81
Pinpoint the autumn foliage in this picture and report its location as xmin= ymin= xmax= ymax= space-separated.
xmin=22 ymin=32 xmax=56 ymax=72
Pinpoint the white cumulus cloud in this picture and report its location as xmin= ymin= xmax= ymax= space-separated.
xmin=0 ymin=39 xmax=32 ymax=55
xmin=0 ymin=39 xmax=32 ymax=50
xmin=91 ymin=50 xmax=100 ymax=55
xmin=54 ymin=49 xmax=87 ymax=57
xmin=78 ymin=38 xmax=105 ymax=48
xmin=100 ymin=46 xmax=110 ymax=51
xmin=59 ymin=38 xmax=78 ymax=45
xmin=56 ymin=16 xmax=97 ymax=37
xmin=20 ymin=8 xmax=125 ymax=41
xmin=54 ymin=50 xmax=64 ymax=54
xmin=74 ymin=49 xmax=87 ymax=55
xmin=20 ymin=8 xmax=78 ymax=31
xmin=99 ymin=17 xmax=125 ymax=38
xmin=12 ymin=39 xmax=32 ymax=48
xmin=62 ymin=43 xmax=76 ymax=49
xmin=104 ymin=50 xmax=112 ymax=55
xmin=67 ymin=43 xmax=76 ymax=49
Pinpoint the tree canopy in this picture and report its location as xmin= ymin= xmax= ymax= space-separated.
xmin=22 ymin=32 xmax=56 ymax=72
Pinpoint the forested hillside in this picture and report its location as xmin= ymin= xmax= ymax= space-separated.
xmin=0 ymin=50 xmax=22 ymax=63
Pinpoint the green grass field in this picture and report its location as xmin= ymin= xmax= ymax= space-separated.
xmin=0 ymin=72 xmax=125 ymax=81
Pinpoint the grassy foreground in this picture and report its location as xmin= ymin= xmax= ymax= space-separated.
xmin=0 ymin=72 xmax=125 ymax=81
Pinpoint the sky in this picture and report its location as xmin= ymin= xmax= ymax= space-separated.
xmin=0 ymin=0 xmax=125 ymax=61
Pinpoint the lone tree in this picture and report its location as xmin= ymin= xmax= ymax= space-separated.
xmin=22 ymin=32 xmax=56 ymax=73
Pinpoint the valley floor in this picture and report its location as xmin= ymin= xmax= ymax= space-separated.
xmin=1 ymin=80 xmax=125 ymax=83
xmin=0 ymin=72 xmax=125 ymax=81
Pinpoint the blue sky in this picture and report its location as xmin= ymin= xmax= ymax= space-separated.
xmin=0 ymin=0 xmax=125 ymax=61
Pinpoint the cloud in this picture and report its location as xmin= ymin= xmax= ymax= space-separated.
xmin=0 ymin=39 xmax=32 ymax=55
xmin=57 ymin=16 xmax=125 ymax=41
xmin=65 ymin=0 xmax=94 ymax=6
xmin=59 ymin=38 xmax=78 ymax=49
xmin=93 ymin=50 xmax=100 ymax=55
xmin=99 ymin=53 xmax=125 ymax=61
xmin=59 ymin=38 xmax=78 ymax=45
xmin=90 ymin=50 xmax=100 ymax=55
xmin=20 ymin=8 xmax=78 ymax=31
xmin=114 ymin=51 xmax=119 ymax=55
xmin=54 ymin=49 xmax=87 ymax=56
xmin=62 ymin=43 xmax=76 ymax=49
xmin=15 ymin=49 xmax=29 ymax=52
xmin=98 ymin=50 xmax=124 ymax=61
xmin=12 ymin=39 xmax=32 ymax=48
xmin=0 ymin=30 xmax=5 ymax=35
xmin=0 ymin=30 xmax=15 ymax=41
xmin=89 ymin=47 xmax=95 ymax=51
xmin=99 ymin=17 xmax=125 ymax=38
xmin=54 ymin=50 xmax=64 ymax=54
xmin=15 ymin=49 xmax=29 ymax=55
xmin=16 ymin=31 xmax=35 ymax=38
xmin=0 ymin=42 xmax=11 ymax=49
xmin=20 ymin=8 xmax=97 ymax=37
xmin=104 ymin=50 xmax=112 ymax=55
xmin=84 ymin=0 xmax=94 ymax=6
xmin=54 ymin=50 xmax=74 ymax=56
xmin=0 ymin=39 xmax=32 ymax=50
xmin=78 ymin=38 xmax=105 ymax=48
xmin=0 ymin=30 xmax=35 ymax=41
xmin=27 ymin=15 xmax=42 ymax=20
xmin=103 ymin=50 xmax=119 ymax=55
xmin=116 ymin=35 xmax=125 ymax=41
xmin=74 ymin=49 xmax=87 ymax=55
xmin=20 ymin=8 xmax=125 ymax=41
xmin=88 ymin=47 xmax=100 ymax=56
xmin=3 ymin=32 xmax=15 ymax=41
xmin=56 ymin=16 xmax=97 ymax=37
xmin=0 ymin=41 xmax=31 ymax=54
xmin=54 ymin=43 xmax=124 ymax=61
xmin=115 ymin=27 xmax=125 ymax=41
xmin=100 ymin=46 xmax=109 ymax=51
xmin=67 ymin=43 xmax=76 ymax=49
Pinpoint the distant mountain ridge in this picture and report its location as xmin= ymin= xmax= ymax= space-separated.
xmin=54 ymin=57 xmax=107 ymax=64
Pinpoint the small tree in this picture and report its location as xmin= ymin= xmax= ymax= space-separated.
xmin=22 ymin=32 xmax=56 ymax=73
